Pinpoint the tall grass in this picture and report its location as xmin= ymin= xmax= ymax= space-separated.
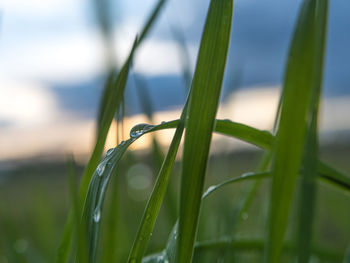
xmin=51 ymin=0 xmax=350 ymax=262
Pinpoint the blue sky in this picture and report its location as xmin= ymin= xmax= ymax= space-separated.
xmin=1 ymin=0 xmax=350 ymax=159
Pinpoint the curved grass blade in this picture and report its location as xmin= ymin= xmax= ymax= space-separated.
xmin=83 ymin=139 xmax=135 ymax=263
xmin=215 ymin=120 xmax=273 ymax=149
xmin=60 ymin=118 xmax=349 ymax=262
xmin=56 ymin=1 xmax=169 ymax=261
xmin=69 ymin=111 xmax=350 ymax=263
xmin=265 ymin=1 xmax=327 ymax=262
xmin=202 ymin=171 xmax=271 ymax=199
xmin=177 ymin=0 xmax=233 ymax=260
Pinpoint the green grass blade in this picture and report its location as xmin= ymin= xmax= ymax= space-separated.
xmin=67 ymin=156 xmax=88 ymax=263
xmin=319 ymin=162 xmax=350 ymax=191
xmin=56 ymin=1 xmax=169 ymax=260
xmin=202 ymin=172 xmax=271 ymax=199
xmin=127 ymin=101 xmax=189 ymax=263
xmin=215 ymin=120 xmax=273 ymax=149
xmin=69 ymin=116 xmax=349 ymax=263
xmin=297 ymin=115 xmax=318 ymax=263
xmin=137 ymin=0 xmax=167 ymax=45
xmin=297 ymin=1 xmax=328 ymax=262
xmin=265 ymin=1 xmax=326 ymax=262
xmin=178 ymin=0 xmax=233 ymax=260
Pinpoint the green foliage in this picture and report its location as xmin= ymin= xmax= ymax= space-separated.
xmin=3 ymin=0 xmax=350 ymax=262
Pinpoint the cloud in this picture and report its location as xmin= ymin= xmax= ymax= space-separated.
xmin=0 ymin=77 xmax=58 ymax=127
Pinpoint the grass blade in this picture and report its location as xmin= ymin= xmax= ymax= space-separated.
xmin=55 ymin=0 xmax=169 ymax=260
xmin=202 ymin=172 xmax=271 ymax=199
xmin=177 ymin=0 xmax=233 ymax=260
xmin=67 ymin=156 xmax=88 ymax=263
xmin=297 ymin=1 xmax=328 ymax=262
xmin=127 ymin=100 xmax=189 ymax=263
xmin=265 ymin=1 xmax=327 ymax=262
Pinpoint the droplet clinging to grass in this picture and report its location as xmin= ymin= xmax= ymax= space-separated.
xmin=129 ymin=123 xmax=155 ymax=138
xmin=96 ymin=162 xmax=106 ymax=177
xmin=93 ymin=209 xmax=101 ymax=223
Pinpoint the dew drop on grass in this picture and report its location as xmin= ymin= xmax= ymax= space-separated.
xmin=93 ymin=209 xmax=101 ymax=223
xmin=120 ymin=140 xmax=125 ymax=145
xmin=96 ymin=162 xmax=106 ymax=177
xmin=106 ymin=148 xmax=114 ymax=156
xmin=203 ymin=186 xmax=216 ymax=198
xmin=130 ymin=123 xmax=155 ymax=138
xmin=161 ymin=121 xmax=166 ymax=125
xmin=241 ymin=172 xmax=254 ymax=178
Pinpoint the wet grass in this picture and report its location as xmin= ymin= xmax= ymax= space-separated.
xmin=1 ymin=0 xmax=350 ymax=262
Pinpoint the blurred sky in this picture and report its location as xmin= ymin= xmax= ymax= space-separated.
xmin=1 ymin=0 xmax=350 ymax=160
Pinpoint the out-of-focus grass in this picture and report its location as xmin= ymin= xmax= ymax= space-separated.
xmin=1 ymin=143 xmax=349 ymax=262
xmin=2 ymin=0 xmax=350 ymax=262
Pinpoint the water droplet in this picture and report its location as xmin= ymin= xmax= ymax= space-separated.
xmin=93 ymin=209 xmax=101 ymax=223
xmin=161 ymin=121 xmax=166 ymax=125
xmin=106 ymin=148 xmax=114 ymax=156
xmin=96 ymin=162 xmax=106 ymax=177
xmin=203 ymin=186 xmax=215 ymax=197
xmin=129 ymin=123 xmax=154 ymax=138
xmin=241 ymin=172 xmax=254 ymax=178
xmin=120 ymin=140 xmax=125 ymax=145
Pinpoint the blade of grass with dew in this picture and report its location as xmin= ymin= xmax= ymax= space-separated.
xmin=83 ymin=138 xmax=135 ymax=263
xmin=76 ymin=116 xmax=350 ymax=263
xmin=55 ymin=1 xmax=169 ymax=260
xmin=67 ymin=156 xmax=88 ymax=263
xmin=127 ymin=99 xmax=189 ymax=263
xmin=177 ymin=0 xmax=233 ymax=260
xmin=265 ymin=1 xmax=325 ymax=262
xmin=118 ymin=118 xmax=350 ymax=191
xmin=297 ymin=1 xmax=328 ymax=262
xmin=55 ymin=39 xmax=137 ymax=263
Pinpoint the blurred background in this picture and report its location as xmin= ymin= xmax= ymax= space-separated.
xmin=1 ymin=0 xmax=350 ymax=262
